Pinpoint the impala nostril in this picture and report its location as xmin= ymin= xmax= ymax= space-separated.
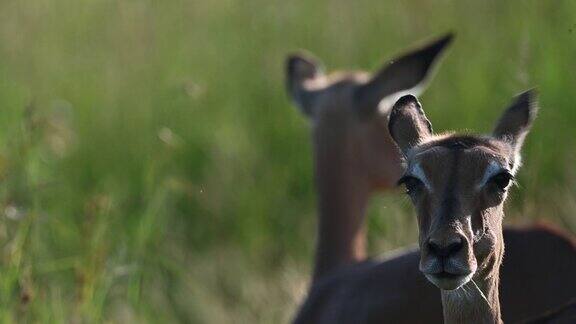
xmin=446 ymin=239 xmax=463 ymax=255
xmin=427 ymin=240 xmax=440 ymax=255
xmin=427 ymin=236 xmax=464 ymax=258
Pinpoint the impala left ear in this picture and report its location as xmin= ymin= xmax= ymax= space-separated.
xmin=285 ymin=51 xmax=324 ymax=117
xmin=493 ymin=89 xmax=539 ymax=157
xmin=388 ymin=95 xmax=433 ymax=155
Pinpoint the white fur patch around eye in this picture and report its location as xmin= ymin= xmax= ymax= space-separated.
xmin=409 ymin=163 xmax=432 ymax=191
xmin=477 ymin=161 xmax=505 ymax=190
xmin=510 ymin=151 xmax=521 ymax=175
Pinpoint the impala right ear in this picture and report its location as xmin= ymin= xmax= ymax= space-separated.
xmin=492 ymin=89 xmax=538 ymax=168
xmin=285 ymin=52 xmax=325 ymax=117
xmin=388 ymin=95 xmax=433 ymax=155
xmin=355 ymin=33 xmax=454 ymax=115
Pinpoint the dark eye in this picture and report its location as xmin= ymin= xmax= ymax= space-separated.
xmin=488 ymin=172 xmax=514 ymax=192
xmin=398 ymin=176 xmax=424 ymax=195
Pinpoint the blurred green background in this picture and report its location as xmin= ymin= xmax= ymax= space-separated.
xmin=0 ymin=0 xmax=574 ymax=322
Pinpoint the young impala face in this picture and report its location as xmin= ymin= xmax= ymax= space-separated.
xmin=389 ymin=91 xmax=537 ymax=290
xmin=401 ymin=136 xmax=514 ymax=290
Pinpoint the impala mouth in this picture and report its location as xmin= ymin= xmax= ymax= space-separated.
xmin=434 ymin=271 xmax=462 ymax=279
xmin=425 ymin=271 xmax=473 ymax=290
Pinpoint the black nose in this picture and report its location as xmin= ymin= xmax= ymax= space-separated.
xmin=427 ymin=236 xmax=464 ymax=258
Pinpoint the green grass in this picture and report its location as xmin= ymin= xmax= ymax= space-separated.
xmin=0 ymin=0 xmax=574 ymax=322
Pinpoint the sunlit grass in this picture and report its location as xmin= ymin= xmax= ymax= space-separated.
xmin=0 ymin=0 xmax=574 ymax=322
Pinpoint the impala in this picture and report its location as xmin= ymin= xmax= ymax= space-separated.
xmin=287 ymin=36 xmax=576 ymax=323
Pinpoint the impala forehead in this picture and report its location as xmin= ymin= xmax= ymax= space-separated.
xmin=406 ymin=147 xmax=508 ymax=189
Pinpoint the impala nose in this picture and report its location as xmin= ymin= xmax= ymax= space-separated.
xmin=427 ymin=235 xmax=464 ymax=258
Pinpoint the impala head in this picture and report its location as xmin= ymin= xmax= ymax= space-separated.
xmin=286 ymin=34 xmax=453 ymax=190
xmin=389 ymin=91 xmax=538 ymax=290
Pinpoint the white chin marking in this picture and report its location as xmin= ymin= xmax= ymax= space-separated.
xmin=425 ymin=273 xmax=474 ymax=291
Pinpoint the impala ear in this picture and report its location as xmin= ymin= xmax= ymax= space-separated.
xmin=285 ymin=52 xmax=324 ymax=117
xmin=355 ymin=33 xmax=454 ymax=116
xmin=493 ymin=89 xmax=538 ymax=164
xmin=388 ymin=95 xmax=433 ymax=155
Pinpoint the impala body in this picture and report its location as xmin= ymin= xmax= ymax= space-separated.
xmin=286 ymin=36 xmax=576 ymax=323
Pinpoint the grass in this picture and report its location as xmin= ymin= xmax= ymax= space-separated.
xmin=0 ymin=0 xmax=574 ymax=322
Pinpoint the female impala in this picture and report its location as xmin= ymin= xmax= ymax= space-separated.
xmin=388 ymin=91 xmax=536 ymax=323
xmin=288 ymin=36 xmax=576 ymax=323
xmin=287 ymin=34 xmax=454 ymax=280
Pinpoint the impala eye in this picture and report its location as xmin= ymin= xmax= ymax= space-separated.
xmin=488 ymin=172 xmax=514 ymax=192
xmin=398 ymin=176 xmax=425 ymax=195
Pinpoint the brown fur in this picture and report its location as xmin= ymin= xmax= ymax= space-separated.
xmin=523 ymin=299 xmax=576 ymax=324
xmin=294 ymin=224 xmax=576 ymax=323
xmin=286 ymin=38 xmax=576 ymax=322
xmin=287 ymin=33 xmax=454 ymax=281
xmin=388 ymin=91 xmax=538 ymax=323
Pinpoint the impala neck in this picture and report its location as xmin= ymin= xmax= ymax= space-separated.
xmin=441 ymin=248 xmax=504 ymax=324
xmin=311 ymin=136 xmax=371 ymax=281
